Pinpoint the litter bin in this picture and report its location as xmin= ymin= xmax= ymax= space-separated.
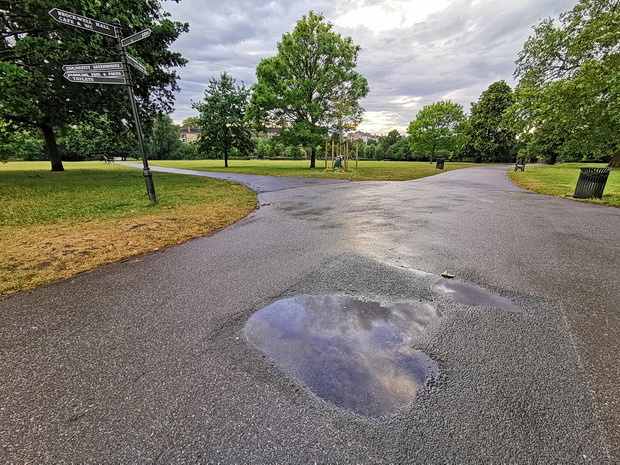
xmin=436 ymin=159 xmax=445 ymax=169
xmin=573 ymin=167 xmax=611 ymax=199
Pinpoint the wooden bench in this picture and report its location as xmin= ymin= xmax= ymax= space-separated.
xmin=514 ymin=159 xmax=526 ymax=172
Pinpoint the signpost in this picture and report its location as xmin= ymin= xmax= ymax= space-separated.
xmin=126 ymin=53 xmax=148 ymax=74
xmin=121 ymin=29 xmax=151 ymax=47
xmin=63 ymin=62 xmax=122 ymax=72
xmin=50 ymin=8 xmax=156 ymax=203
xmin=64 ymin=74 xmax=126 ymax=85
xmin=49 ymin=9 xmax=117 ymax=38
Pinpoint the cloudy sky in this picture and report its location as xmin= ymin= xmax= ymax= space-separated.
xmin=164 ymin=0 xmax=575 ymax=134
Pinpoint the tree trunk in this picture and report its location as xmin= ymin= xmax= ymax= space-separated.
xmin=224 ymin=148 xmax=229 ymax=168
xmin=608 ymin=150 xmax=620 ymax=168
xmin=310 ymin=146 xmax=315 ymax=168
xmin=40 ymin=122 xmax=64 ymax=171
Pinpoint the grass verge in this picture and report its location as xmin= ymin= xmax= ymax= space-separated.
xmin=149 ymin=159 xmax=481 ymax=181
xmin=508 ymin=163 xmax=619 ymax=207
xmin=0 ymin=161 xmax=256 ymax=296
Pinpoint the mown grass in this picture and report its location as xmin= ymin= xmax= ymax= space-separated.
xmin=508 ymin=163 xmax=620 ymax=207
xmin=149 ymin=159 xmax=481 ymax=181
xmin=0 ymin=161 xmax=256 ymax=295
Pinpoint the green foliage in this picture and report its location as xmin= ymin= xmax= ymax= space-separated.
xmin=385 ymin=138 xmax=414 ymax=160
xmin=0 ymin=0 xmax=188 ymax=170
xmin=194 ymin=73 xmax=255 ymax=167
xmin=255 ymin=138 xmax=272 ymax=159
xmin=254 ymin=137 xmax=289 ymax=158
xmin=61 ymin=113 xmax=137 ymax=160
xmin=459 ymin=81 xmax=517 ymax=163
xmin=0 ymin=125 xmax=45 ymax=162
xmin=181 ymin=116 xmax=200 ymax=127
xmin=247 ymin=11 xmax=369 ymax=167
xmin=147 ymin=114 xmax=181 ymax=160
xmin=171 ymin=141 xmax=200 ymax=160
xmin=407 ymin=101 xmax=466 ymax=162
xmin=513 ymin=0 xmax=620 ymax=166
xmin=366 ymin=144 xmax=380 ymax=160
xmin=284 ymin=145 xmax=305 ymax=158
xmin=379 ymin=130 xmax=402 ymax=156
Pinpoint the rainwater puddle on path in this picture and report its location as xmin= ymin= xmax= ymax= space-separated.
xmin=431 ymin=280 xmax=521 ymax=312
xmin=243 ymin=295 xmax=440 ymax=418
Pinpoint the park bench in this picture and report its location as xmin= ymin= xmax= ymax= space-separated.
xmin=514 ymin=159 xmax=526 ymax=172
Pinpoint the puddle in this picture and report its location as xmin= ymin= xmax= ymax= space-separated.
xmin=431 ymin=279 xmax=521 ymax=312
xmin=243 ymin=295 xmax=439 ymax=418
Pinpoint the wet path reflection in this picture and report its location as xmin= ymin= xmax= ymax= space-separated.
xmin=431 ymin=280 xmax=521 ymax=312
xmin=243 ymin=295 xmax=440 ymax=418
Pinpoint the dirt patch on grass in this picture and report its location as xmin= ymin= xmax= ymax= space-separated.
xmin=1 ymin=201 xmax=256 ymax=296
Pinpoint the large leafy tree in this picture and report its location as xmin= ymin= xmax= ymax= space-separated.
xmin=407 ymin=101 xmax=466 ymax=162
xmin=459 ymin=81 xmax=517 ymax=163
xmin=0 ymin=0 xmax=188 ymax=171
xmin=194 ymin=72 xmax=254 ymax=168
xmin=247 ymin=11 xmax=369 ymax=168
xmin=513 ymin=0 xmax=620 ymax=167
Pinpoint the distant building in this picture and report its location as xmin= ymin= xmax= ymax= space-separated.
xmin=346 ymin=131 xmax=380 ymax=143
xmin=179 ymin=126 xmax=199 ymax=143
xmin=266 ymin=128 xmax=281 ymax=138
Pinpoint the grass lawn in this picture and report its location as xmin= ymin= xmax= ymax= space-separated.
xmin=0 ymin=161 xmax=256 ymax=296
xmin=149 ymin=159 xmax=481 ymax=181
xmin=508 ymin=163 xmax=620 ymax=207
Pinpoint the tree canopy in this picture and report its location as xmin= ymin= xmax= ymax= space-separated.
xmin=459 ymin=81 xmax=517 ymax=163
xmin=63 ymin=112 xmax=137 ymax=161
xmin=147 ymin=114 xmax=181 ymax=160
xmin=513 ymin=0 xmax=620 ymax=166
xmin=0 ymin=0 xmax=188 ymax=170
xmin=407 ymin=101 xmax=466 ymax=162
xmin=247 ymin=11 xmax=369 ymax=167
xmin=194 ymin=72 xmax=254 ymax=167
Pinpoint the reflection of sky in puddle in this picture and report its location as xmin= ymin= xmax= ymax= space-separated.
xmin=432 ymin=280 xmax=521 ymax=312
xmin=243 ymin=296 xmax=439 ymax=418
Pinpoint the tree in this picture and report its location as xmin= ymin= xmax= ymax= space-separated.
xmin=193 ymin=73 xmax=254 ymax=168
xmin=62 ymin=113 xmax=137 ymax=161
xmin=514 ymin=0 xmax=620 ymax=167
xmin=0 ymin=123 xmax=44 ymax=162
xmin=181 ymin=116 xmax=200 ymax=128
xmin=0 ymin=0 xmax=188 ymax=171
xmin=407 ymin=101 xmax=466 ymax=162
xmin=385 ymin=137 xmax=413 ymax=160
xmin=147 ymin=114 xmax=181 ymax=160
xmin=459 ymin=81 xmax=517 ymax=163
xmin=379 ymin=130 xmax=402 ymax=155
xmin=247 ymin=11 xmax=369 ymax=168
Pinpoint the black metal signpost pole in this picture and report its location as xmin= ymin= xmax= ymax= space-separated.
xmin=50 ymin=8 xmax=157 ymax=202
xmin=113 ymin=20 xmax=156 ymax=203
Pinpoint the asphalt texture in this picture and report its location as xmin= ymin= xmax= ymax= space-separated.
xmin=1 ymin=164 xmax=619 ymax=464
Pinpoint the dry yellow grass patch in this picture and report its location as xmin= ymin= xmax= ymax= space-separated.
xmin=1 ymin=198 xmax=255 ymax=296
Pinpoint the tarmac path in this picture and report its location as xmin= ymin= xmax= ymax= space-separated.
xmin=1 ymin=164 xmax=618 ymax=464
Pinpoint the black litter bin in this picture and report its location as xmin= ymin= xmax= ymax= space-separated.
xmin=573 ymin=167 xmax=611 ymax=199
xmin=436 ymin=159 xmax=445 ymax=169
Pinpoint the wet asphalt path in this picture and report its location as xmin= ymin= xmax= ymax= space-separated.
xmin=1 ymin=165 xmax=619 ymax=464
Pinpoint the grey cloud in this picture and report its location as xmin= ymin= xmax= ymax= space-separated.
xmin=164 ymin=0 xmax=576 ymax=131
